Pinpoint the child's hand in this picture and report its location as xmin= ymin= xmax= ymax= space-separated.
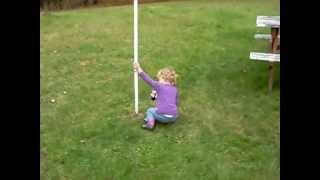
xmin=150 ymin=90 xmax=157 ymax=101
xmin=133 ymin=62 xmax=142 ymax=73
xmin=150 ymin=90 xmax=157 ymax=97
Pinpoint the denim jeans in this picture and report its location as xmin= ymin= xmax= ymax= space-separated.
xmin=144 ymin=107 xmax=177 ymax=123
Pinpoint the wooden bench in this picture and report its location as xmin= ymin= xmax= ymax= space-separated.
xmin=250 ymin=52 xmax=280 ymax=62
xmin=256 ymin=16 xmax=280 ymax=28
xmin=254 ymin=34 xmax=280 ymax=40
xmin=250 ymin=16 xmax=280 ymax=92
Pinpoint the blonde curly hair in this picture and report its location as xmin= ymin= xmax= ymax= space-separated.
xmin=157 ymin=67 xmax=178 ymax=85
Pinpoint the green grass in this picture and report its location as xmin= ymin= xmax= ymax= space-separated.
xmin=40 ymin=0 xmax=280 ymax=179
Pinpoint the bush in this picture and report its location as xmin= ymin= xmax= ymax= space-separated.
xmin=40 ymin=0 xmax=175 ymax=11
xmin=40 ymin=0 xmax=98 ymax=10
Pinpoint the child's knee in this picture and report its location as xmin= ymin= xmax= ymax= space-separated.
xmin=147 ymin=107 xmax=155 ymax=113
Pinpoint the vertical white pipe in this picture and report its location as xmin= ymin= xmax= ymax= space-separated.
xmin=133 ymin=0 xmax=139 ymax=114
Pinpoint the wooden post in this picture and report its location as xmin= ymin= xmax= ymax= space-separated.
xmin=268 ymin=27 xmax=279 ymax=92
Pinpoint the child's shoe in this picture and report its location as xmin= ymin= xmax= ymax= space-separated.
xmin=142 ymin=119 xmax=155 ymax=130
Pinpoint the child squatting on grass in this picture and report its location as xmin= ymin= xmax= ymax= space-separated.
xmin=133 ymin=62 xmax=179 ymax=130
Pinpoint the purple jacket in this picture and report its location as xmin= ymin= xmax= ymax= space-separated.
xmin=139 ymin=71 xmax=179 ymax=117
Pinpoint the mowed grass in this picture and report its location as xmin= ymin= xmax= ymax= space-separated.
xmin=40 ymin=0 xmax=280 ymax=179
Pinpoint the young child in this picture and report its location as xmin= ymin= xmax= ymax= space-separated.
xmin=133 ymin=62 xmax=179 ymax=130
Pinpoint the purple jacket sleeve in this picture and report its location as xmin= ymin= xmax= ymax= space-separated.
xmin=138 ymin=71 xmax=160 ymax=89
xmin=176 ymin=89 xmax=179 ymax=106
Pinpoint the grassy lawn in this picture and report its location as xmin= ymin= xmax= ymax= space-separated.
xmin=40 ymin=0 xmax=280 ymax=179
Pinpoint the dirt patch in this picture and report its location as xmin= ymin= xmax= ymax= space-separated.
xmin=40 ymin=151 xmax=48 ymax=165
xmin=40 ymin=151 xmax=49 ymax=178
xmin=129 ymin=111 xmax=145 ymax=120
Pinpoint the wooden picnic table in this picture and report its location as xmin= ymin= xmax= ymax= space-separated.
xmin=256 ymin=16 xmax=280 ymax=91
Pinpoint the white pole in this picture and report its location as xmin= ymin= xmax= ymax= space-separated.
xmin=133 ymin=0 xmax=139 ymax=114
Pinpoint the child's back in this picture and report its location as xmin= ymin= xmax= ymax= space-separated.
xmin=154 ymin=83 xmax=178 ymax=116
xmin=139 ymin=71 xmax=179 ymax=117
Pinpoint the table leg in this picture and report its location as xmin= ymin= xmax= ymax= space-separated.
xmin=268 ymin=28 xmax=279 ymax=92
xmin=271 ymin=28 xmax=279 ymax=52
xmin=268 ymin=62 xmax=275 ymax=92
